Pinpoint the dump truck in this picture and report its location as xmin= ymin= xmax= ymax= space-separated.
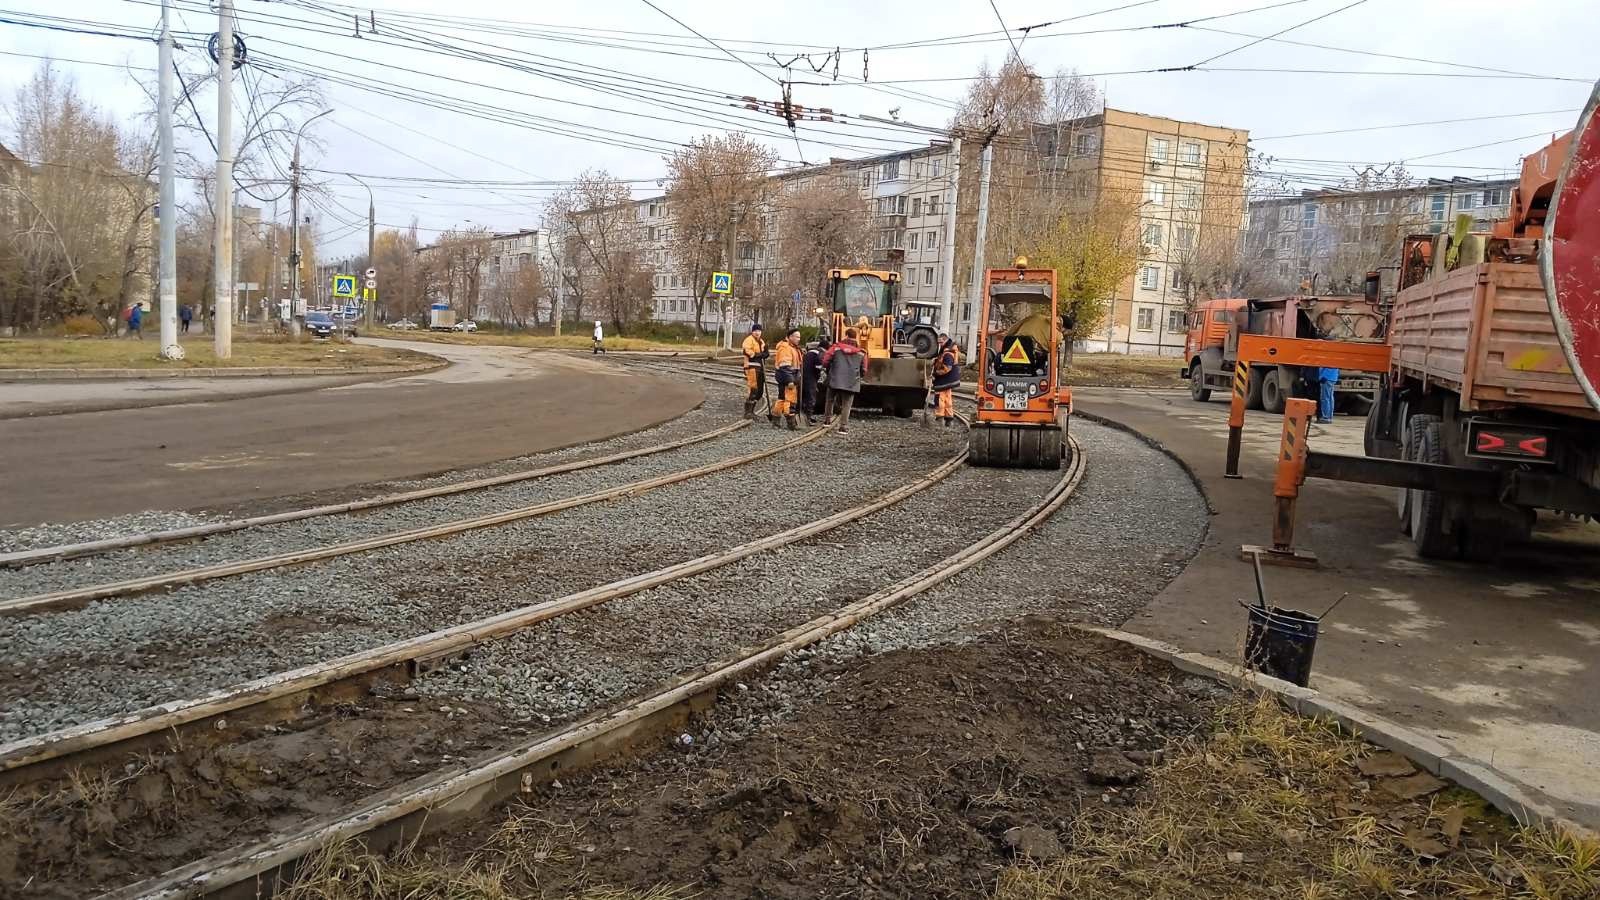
xmin=824 ymin=268 xmax=931 ymax=417
xmin=1358 ymin=86 xmax=1600 ymax=559
xmin=1182 ymin=294 xmax=1384 ymax=413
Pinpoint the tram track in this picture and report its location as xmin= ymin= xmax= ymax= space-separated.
xmin=85 ymin=435 xmax=1086 ymax=900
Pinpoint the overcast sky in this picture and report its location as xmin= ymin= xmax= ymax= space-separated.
xmin=3 ymin=0 xmax=1595 ymax=258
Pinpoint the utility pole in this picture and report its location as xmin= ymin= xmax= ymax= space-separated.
xmin=267 ymin=200 xmax=277 ymax=329
xmin=289 ymin=109 xmax=330 ymax=339
xmin=966 ymin=139 xmax=995 ymax=362
xmin=157 ymin=0 xmax=179 ymax=358
xmin=350 ymin=173 xmax=374 ymax=330
xmin=211 ymin=0 xmax=236 ymax=357
xmin=936 ymin=136 xmax=962 ymax=341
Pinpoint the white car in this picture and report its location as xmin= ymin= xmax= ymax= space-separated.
xmin=453 ymin=320 xmax=479 ymax=333
xmin=388 ymin=318 xmax=419 ymax=331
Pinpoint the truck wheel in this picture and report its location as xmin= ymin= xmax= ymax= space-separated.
xmin=1189 ymin=365 xmax=1211 ymax=402
xmin=1395 ymin=402 xmax=1414 ymax=531
xmin=1459 ymin=520 xmax=1504 ymax=563
xmin=1409 ymin=416 xmax=1459 ymax=559
xmin=1245 ymin=366 xmax=1265 ymax=410
xmin=1260 ymin=369 xmax=1285 ymax=415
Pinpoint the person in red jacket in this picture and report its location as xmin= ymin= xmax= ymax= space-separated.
xmin=820 ymin=328 xmax=866 ymax=433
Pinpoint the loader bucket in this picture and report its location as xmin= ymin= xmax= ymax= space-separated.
xmin=968 ymin=422 xmax=1065 ymax=469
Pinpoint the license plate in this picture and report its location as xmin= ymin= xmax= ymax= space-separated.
xmin=1339 ymin=379 xmax=1377 ymax=391
xmin=1004 ymin=391 xmax=1028 ymax=410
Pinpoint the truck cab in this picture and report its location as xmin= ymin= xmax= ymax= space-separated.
xmin=1181 ymin=298 xmax=1247 ymax=379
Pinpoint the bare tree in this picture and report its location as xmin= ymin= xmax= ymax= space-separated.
xmin=545 ymin=170 xmax=653 ymax=330
xmin=662 ymin=134 xmax=777 ymax=333
xmin=1315 ymin=166 xmax=1425 ymax=293
xmin=776 ymin=171 xmax=871 ymax=310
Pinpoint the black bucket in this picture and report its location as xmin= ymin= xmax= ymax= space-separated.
xmin=1243 ymin=605 xmax=1319 ymax=687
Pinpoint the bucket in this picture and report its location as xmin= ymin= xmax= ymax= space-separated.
xmin=1243 ymin=605 xmax=1319 ymax=687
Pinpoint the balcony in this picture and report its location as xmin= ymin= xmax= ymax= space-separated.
xmin=877 ymin=213 xmax=908 ymax=229
xmin=871 ymin=248 xmax=905 ymax=268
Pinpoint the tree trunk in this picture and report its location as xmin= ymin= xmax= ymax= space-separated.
xmin=30 ymin=277 xmax=43 ymax=333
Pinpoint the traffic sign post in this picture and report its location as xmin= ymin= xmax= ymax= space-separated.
xmin=711 ymin=271 xmax=732 ymax=295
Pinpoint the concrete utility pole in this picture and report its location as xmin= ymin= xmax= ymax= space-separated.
xmin=267 ymin=200 xmax=277 ymax=328
xmin=936 ymin=136 xmax=962 ymax=340
xmin=211 ymin=0 xmax=236 ymax=357
xmin=350 ymin=173 xmax=374 ymax=330
xmin=289 ymin=109 xmax=330 ymax=338
xmin=156 ymin=0 xmax=179 ymax=357
xmin=966 ymin=140 xmax=995 ymax=361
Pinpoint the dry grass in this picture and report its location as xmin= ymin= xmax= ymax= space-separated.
xmin=994 ymin=697 xmax=1600 ymax=900
xmin=278 ymin=810 xmax=699 ymax=900
xmin=385 ymin=330 xmax=719 ymax=353
xmin=1062 ymin=353 xmax=1184 ymax=388
xmin=0 ymin=337 xmax=431 ymax=370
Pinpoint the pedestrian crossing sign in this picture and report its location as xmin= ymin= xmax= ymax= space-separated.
xmin=332 ymin=274 xmax=357 ymax=299
xmin=711 ymin=271 xmax=732 ymax=295
xmin=1001 ymin=338 xmax=1031 ymax=365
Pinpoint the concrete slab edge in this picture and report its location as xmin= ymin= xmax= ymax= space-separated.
xmin=1073 ymin=623 xmax=1595 ymax=838
xmin=0 ymin=359 xmax=448 ymax=381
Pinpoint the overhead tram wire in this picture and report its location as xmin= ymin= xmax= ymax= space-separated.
xmin=1185 ymin=0 xmax=1369 ymax=68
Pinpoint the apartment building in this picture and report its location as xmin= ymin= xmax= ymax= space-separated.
xmin=416 ymin=228 xmax=554 ymax=321
xmin=1042 ymin=108 xmax=1250 ymax=356
xmin=1244 ymin=176 xmax=1515 ymax=294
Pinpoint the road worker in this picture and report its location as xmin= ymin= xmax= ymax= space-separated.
xmin=741 ymin=322 xmax=768 ymax=419
xmin=821 ymin=327 xmax=866 ymax=433
xmin=931 ymin=331 xmax=961 ymax=426
xmin=770 ymin=328 xmax=804 ymax=430
xmin=802 ymin=332 xmax=831 ymax=426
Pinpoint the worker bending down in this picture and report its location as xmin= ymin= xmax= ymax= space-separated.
xmin=802 ymin=333 xmax=830 ymax=426
xmin=770 ymin=328 xmax=803 ymax=430
xmin=931 ymin=332 xmax=961 ymax=426
xmin=741 ymin=322 xmax=768 ymax=419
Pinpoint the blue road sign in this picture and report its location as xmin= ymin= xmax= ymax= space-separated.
xmin=711 ymin=271 xmax=732 ymax=295
xmin=332 ymin=274 xmax=357 ymax=299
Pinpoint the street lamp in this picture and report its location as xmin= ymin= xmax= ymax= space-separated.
xmin=288 ymin=109 xmax=331 ymax=336
xmin=348 ymin=172 xmax=375 ymax=329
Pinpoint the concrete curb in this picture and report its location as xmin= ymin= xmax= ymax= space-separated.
xmin=1074 ymin=623 xmax=1594 ymax=837
xmin=0 ymin=359 xmax=447 ymax=381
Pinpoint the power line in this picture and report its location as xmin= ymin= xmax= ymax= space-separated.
xmin=1188 ymin=0 xmax=1369 ymax=68
xmin=637 ymin=0 xmax=780 ymax=86
xmin=1255 ymin=109 xmax=1580 ymax=141
xmin=986 ymin=0 xmax=1024 ymax=61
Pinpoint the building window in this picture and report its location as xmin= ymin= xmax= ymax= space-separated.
xmin=648 ymin=203 xmax=658 ymax=217
xmin=1178 ymin=183 xmax=1200 ymax=210
xmin=1457 ymin=192 xmax=1477 ymax=210
xmin=1176 ymin=226 xmax=1195 ymax=251
xmin=1138 ymin=265 xmax=1160 ymax=291
xmin=1179 ymin=141 xmax=1201 ymax=166
xmin=927 ymin=229 xmax=939 ymax=249
xmin=909 ymin=232 xmax=920 ymax=251
xmin=1430 ymin=193 xmax=1447 ymax=221
xmin=861 ymin=171 xmax=873 ymax=190
xmin=928 ymin=194 xmax=942 ymax=215
xmin=1374 ymin=196 xmax=1393 ymax=213
xmin=931 ymin=159 xmax=942 ymax=178
xmin=896 ymin=195 xmax=908 ymax=214
xmin=1136 ymin=307 xmax=1155 ymax=331
xmin=1302 ymin=204 xmax=1317 ymax=227
xmin=1170 ymin=269 xmax=1189 ymax=292
xmin=1149 ymin=137 xmax=1170 ymax=163
xmin=1483 ymin=188 xmax=1505 ymax=206
xmin=911 ymin=196 xmax=922 ymax=217
xmin=1074 ymin=132 xmax=1098 ymax=156
xmin=1142 ymin=222 xmax=1163 ymax=248
xmin=1145 ymin=181 xmax=1166 ymax=206
xmin=1278 ymin=261 xmax=1292 ymax=277
xmin=882 ymin=159 xmax=900 ymax=181
xmin=1278 ymin=233 xmax=1292 ymax=250
xmin=1167 ymin=308 xmax=1185 ymax=333
xmin=1409 ymin=196 xmax=1423 ymax=214
xmin=924 ymin=266 xmax=935 ymax=285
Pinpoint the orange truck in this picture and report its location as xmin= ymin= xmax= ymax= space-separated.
xmin=1343 ymin=87 xmax=1600 ymax=559
xmin=1180 ymin=294 xmax=1384 ymax=413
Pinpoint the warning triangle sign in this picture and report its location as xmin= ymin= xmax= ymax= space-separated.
xmin=1001 ymin=338 xmax=1031 ymax=365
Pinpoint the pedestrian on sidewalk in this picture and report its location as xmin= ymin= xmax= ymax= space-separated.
xmin=126 ymin=302 xmax=144 ymax=340
xmin=802 ymin=332 xmax=830 ymax=426
xmin=770 ymin=328 xmax=803 ymax=430
xmin=931 ymin=332 xmax=961 ymax=426
xmin=740 ymin=322 xmax=768 ymax=420
xmin=592 ymin=320 xmax=605 ymax=354
xmin=179 ymin=304 xmax=193 ymax=334
xmin=821 ymin=327 xmax=866 ymax=433
xmin=1316 ymin=366 xmax=1339 ymax=424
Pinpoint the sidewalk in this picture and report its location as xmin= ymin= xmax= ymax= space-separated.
xmin=1076 ymin=387 xmax=1600 ymax=829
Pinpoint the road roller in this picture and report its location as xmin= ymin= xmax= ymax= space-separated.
xmin=968 ymin=258 xmax=1073 ymax=468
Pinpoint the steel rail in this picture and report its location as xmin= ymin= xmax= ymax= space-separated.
xmin=0 ymin=420 xmax=749 ymax=570
xmin=0 ymin=425 xmax=827 ymax=617
xmin=101 ymin=435 xmax=1083 ymax=900
xmin=0 ymin=436 xmax=969 ymax=780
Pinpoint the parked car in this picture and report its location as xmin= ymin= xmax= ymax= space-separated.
xmin=304 ymin=310 xmax=336 ymax=338
xmin=388 ymin=318 xmax=419 ymax=331
xmin=453 ymin=319 xmax=479 ymax=333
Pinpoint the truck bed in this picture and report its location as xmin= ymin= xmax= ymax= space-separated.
xmin=1389 ymin=262 xmax=1597 ymax=419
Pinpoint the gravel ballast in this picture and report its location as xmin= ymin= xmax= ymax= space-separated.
xmin=0 ymin=410 xmax=962 ymax=741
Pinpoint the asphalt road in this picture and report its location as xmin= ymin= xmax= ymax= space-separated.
xmin=1077 ymin=386 xmax=1600 ymax=829
xmin=1 ymin=340 xmax=702 ymax=526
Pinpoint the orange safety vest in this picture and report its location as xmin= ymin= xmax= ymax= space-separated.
xmin=773 ymin=340 xmax=802 ymax=371
xmin=741 ymin=334 xmax=767 ymax=368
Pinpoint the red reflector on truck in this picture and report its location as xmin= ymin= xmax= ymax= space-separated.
xmin=1475 ymin=433 xmax=1507 ymax=452
xmin=1518 ymin=436 xmax=1548 ymax=457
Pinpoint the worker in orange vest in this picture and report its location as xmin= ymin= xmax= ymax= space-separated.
xmin=931 ymin=332 xmax=961 ymax=426
xmin=770 ymin=328 xmax=804 ymax=430
xmin=740 ymin=322 xmax=768 ymax=419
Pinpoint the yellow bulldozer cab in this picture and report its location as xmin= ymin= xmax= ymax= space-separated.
xmin=825 ymin=269 xmax=899 ymax=359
